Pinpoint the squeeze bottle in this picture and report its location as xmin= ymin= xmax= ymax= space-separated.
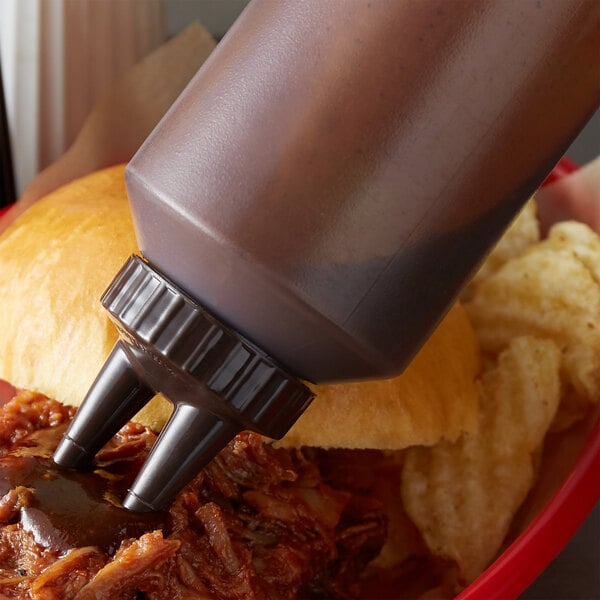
xmin=54 ymin=0 xmax=600 ymax=511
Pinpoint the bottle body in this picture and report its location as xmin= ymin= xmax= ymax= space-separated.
xmin=126 ymin=0 xmax=600 ymax=383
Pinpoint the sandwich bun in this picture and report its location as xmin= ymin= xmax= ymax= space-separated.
xmin=0 ymin=165 xmax=480 ymax=449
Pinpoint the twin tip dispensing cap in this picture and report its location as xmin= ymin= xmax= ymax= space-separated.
xmin=53 ymin=255 xmax=314 ymax=512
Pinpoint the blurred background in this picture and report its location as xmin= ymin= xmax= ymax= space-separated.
xmin=0 ymin=0 xmax=598 ymax=198
xmin=0 ymin=1 xmax=598 ymax=596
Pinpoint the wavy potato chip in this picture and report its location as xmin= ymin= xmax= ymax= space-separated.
xmin=401 ymin=336 xmax=561 ymax=584
xmin=465 ymin=221 xmax=600 ymax=403
xmin=462 ymin=199 xmax=540 ymax=300
xmin=540 ymin=221 xmax=600 ymax=282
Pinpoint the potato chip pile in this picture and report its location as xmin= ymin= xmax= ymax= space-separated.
xmin=400 ymin=200 xmax=600 ymax=591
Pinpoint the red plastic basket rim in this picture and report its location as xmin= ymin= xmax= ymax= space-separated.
xmin=457 ymin=415 xmax=600 ymax=599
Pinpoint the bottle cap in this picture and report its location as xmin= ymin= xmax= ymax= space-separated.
xmin=54 ymin=255 xmax=313 ymax=511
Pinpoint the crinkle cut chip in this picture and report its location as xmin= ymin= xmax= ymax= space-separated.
xmin=401 ymin=336 xmax=561 ymax=584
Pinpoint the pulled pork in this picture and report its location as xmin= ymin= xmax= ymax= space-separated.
xmin=0 ymin=391 xmax=386 ymax=599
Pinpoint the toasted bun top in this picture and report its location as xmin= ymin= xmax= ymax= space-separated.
xmin=0 ymin=166 xmax=480 ymax=448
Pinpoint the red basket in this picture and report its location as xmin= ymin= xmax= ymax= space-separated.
xmin=1 ymin=158 xmax=596 ymax=599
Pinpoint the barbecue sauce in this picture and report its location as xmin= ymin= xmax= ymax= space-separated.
xmin=0 ymin=426 xmax=164 ymax=554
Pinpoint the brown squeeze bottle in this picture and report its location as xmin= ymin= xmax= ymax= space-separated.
xmin=54 ymin=0 xmax=600 ymax=511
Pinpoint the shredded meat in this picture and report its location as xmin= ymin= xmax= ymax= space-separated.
xmin=0 ymin=391 xmax=386 ymax=599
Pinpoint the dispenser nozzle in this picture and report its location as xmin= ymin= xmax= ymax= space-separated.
xmin=53 ymin=255 xmax=313 ymax=511
xmin=54 ymin=342 xmax=154 ymax=469
xmin=123 ymin=404 xmax=239 ymax=512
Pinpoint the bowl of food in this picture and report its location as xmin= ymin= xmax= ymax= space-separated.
xmin=0 ymin=158 xmax=597 ymax=599
xmin=456 ymin=157 xmax=600 ymax=599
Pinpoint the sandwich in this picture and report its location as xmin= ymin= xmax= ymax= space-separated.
xmin=0 ymin=165 xmax=480 ymax=599
xmin=0 ymin=165 xmax=598 ymax=599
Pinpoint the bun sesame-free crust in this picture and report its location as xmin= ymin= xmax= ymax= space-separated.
xmin=0 ymin=165 xmax=480 ymax=448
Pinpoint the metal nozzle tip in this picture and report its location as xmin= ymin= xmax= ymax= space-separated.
xmin=53 ymin=435 xmax=94 ymax=469
xmin=123 ymin=490 xmax=159 ymax=513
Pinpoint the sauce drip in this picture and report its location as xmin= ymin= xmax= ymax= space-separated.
xmin=0 ymin=425 xmax=164 ymax=554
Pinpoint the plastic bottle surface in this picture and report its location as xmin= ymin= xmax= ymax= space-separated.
xmin=127 ymin=0 xmax=600 ymax=382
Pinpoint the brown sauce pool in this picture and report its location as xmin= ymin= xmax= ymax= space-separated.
xmin=0 ymin=425 xmax=164 ymax=554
